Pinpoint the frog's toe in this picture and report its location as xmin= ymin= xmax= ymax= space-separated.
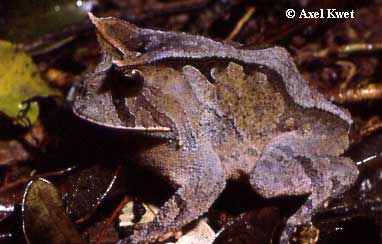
xmin=280 ymin=220 xmax=314 ymax=244
xmin=116 ymin=236 xmax=139 ymax=244
xmin=279 ymin=223 xmax=297 ymax=244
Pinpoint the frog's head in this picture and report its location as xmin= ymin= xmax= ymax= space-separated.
xmin=72 ymin=19 xmax=172 ymax=133
xmin=73 ymin=57 xmax=173 ymax=134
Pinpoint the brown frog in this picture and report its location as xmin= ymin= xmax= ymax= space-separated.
xmin=73 ymin=14 xmax=359 ymax=244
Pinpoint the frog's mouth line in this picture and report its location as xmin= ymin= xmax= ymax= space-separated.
xmin=73 ymin=107 xmax=171 ymax=132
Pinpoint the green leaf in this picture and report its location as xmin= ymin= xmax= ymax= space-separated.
xmin=0 ymin=40 xmax=59 ymax=126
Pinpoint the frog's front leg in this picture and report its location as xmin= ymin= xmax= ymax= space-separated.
xmin=118 ymin=142 xmax=226 ymax=244
xmin=249 ymin=132 xmax=358 ymax=244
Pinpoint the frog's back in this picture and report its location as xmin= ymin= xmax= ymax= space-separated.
xmin=203 ymin=62 xmax=350 ymax=179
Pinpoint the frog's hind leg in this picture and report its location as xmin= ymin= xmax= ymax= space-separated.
xmin=249 ymin=133 xmax=358 ymax=244
xmin=118 ymin=142 xmax=226 ymax=244
xmin=278 ymin=156 xmax=357 ymax=244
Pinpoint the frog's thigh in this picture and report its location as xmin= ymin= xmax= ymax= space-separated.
xmin=312 ymin=156 xmax=358 ymax=199
xmin=250 ymin=142 xmax=312 ymax=198
xmin=279 ymin=156 xmax=358 ymax=244
xmin=119 ymin=141 xmax=226 ymax=244
xmin=250 ymin=131 xmax=358 ymax=243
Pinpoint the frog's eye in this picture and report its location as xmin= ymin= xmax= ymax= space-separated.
xmin=124 ymin=69 xmax=144 ymax=81
xmin=102 ymin=68 xmax=144 ymax=98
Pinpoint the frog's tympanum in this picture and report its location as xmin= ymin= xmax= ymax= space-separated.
xmin=73 ymin=14 xmax=359 ymax=244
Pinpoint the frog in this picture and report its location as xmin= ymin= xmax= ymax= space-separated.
xmin=72 ymin=14 xmax=359 ymax=244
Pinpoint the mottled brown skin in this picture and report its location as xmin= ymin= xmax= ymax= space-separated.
xmin=73 ymin=15 xmax=359 ymax=244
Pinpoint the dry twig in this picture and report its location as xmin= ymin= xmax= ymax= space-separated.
xmin=326 ymin=83 xmax=382 ymax=103
xmin=335 ymin=60 xmax=356 ymax=90
xmin=316 ymin=43 xmax=382 ymax=58
xmin=360 ymin=118 xmax=382 ymax=137
xmin=96 ymin=196 xmax=130 ymax=244
xmin=0 ymin=166 xmax=76 ymax=193
xmin=226 ymin=7 xmax=256 ymax=41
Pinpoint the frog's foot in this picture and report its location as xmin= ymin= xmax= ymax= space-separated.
xmin=250 ymin=137 xmax=358 ymax=244
xmin=118 ymin=152 xmax=226 ymax=244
